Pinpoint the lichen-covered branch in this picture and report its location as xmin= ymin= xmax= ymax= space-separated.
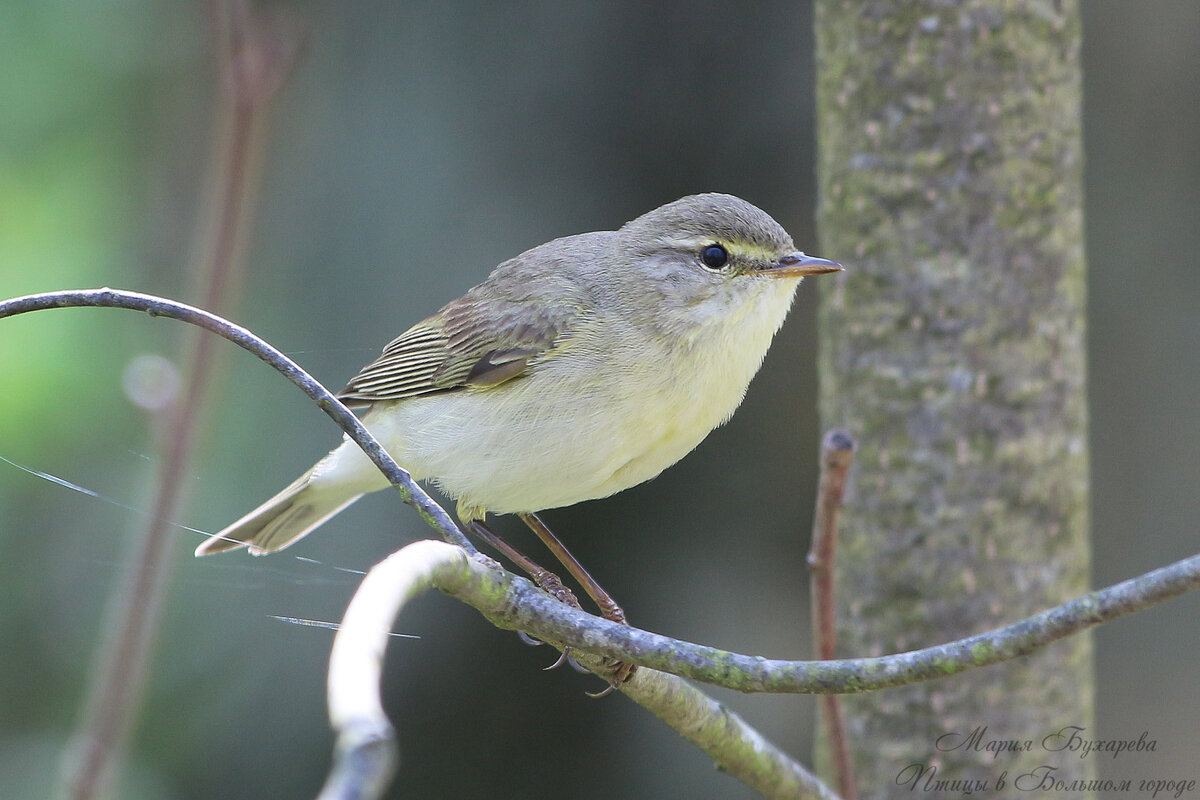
xmin=323 ymin=540 xmax=842 ymax=800
xmin=453 ymin=546 xmax=1200 ymax=695
xmin=324 ymin=537 xmax=1199 ymax=799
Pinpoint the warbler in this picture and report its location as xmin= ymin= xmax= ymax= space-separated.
xmin=195 ymin=193 xmax=840 ymax=622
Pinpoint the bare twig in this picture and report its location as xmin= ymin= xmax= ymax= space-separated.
xmin=57 ymin=6 xmax=300 ymax=798
xmin=807 ymin=430 xmax=857 ymax=800
xmin=807 ymin=430 xmax=855 ymax=660
xmin=0 ymin=288 xmax=473 ymax=554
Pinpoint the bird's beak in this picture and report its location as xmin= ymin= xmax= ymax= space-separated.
xmin=760 ymin=252 xmax=843 ymax=278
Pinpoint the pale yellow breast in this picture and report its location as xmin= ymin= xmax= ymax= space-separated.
xmin=356 ymin=274 xmax=802 ymax=517
xmin=589 ymin=275 xmax=802 ymax=497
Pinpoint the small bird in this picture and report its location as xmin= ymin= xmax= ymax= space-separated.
xmin=196 ymin=193 xmax=840 ymax=630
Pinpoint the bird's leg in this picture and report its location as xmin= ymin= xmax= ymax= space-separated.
xmin=517 ymin=512 xmax=626 ymax=624
xmin=467 ymin=520 xmax=582 ymax=613
xmin=518 ymin=512 xmax=636 ymax=690
xmin=470 ymin=519 xmax=600 ymax=671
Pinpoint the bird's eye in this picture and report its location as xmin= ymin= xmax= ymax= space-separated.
xmin=701 ymin=244 xmax=729 ymax=270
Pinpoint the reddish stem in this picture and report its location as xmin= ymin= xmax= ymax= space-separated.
xmin=807 ymin=429 xmax=857 ymax=800
xmin=58 ymin=5 xmax=299 ymax=798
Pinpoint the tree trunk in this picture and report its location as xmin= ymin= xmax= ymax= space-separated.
xmin=814 ymin=2 xmax=1094 ymax=797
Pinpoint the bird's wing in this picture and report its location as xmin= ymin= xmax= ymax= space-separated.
xmin=336 ymin=291 xmax=585 ymax=405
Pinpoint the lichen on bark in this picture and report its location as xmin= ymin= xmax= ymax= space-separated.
xmin=814 ymin=1 xmax=1094 ymax=796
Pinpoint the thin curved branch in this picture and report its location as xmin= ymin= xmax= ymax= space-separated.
xmin=325 ymin=538 xmax=1200 ymax=799
xmin=323 ymin=540 xmax=840 ymax=800
xmin=468 ymin=548 xmax=1200 ymax=694
xmin=0 ymin=288 xmax=473 ymax=553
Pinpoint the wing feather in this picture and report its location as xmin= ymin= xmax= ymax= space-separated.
xmin=336 ymin=293 xmax=586 ymax=405
xmin=336 ymin=234 xmax=609 ymax=405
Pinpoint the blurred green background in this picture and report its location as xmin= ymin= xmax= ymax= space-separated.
xmin=1 ymin=2 xmax=1197 ymax=798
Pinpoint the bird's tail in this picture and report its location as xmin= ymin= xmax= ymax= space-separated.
xmin=195 ymin=468 xmax=364 ymax=556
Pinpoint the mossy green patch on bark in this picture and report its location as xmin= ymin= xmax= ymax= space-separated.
xmin=815 ymin=1 xmax=1094 ymax=796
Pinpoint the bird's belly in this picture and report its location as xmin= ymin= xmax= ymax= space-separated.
xmin=361 ymin=278 xmax=795 ymax=518
xmin=365 ymin=370 xmax=735 ymax=517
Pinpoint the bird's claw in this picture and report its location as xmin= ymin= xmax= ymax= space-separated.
xmin=516 ymin=633 xmax=590 ymax=674
xmin=516 ymin=631 xmax=543 ymax=647
xmin=585 ymin=659 xmax=637 ymax=698
xmin=543 ymin=648 xmax=571 ymax=671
